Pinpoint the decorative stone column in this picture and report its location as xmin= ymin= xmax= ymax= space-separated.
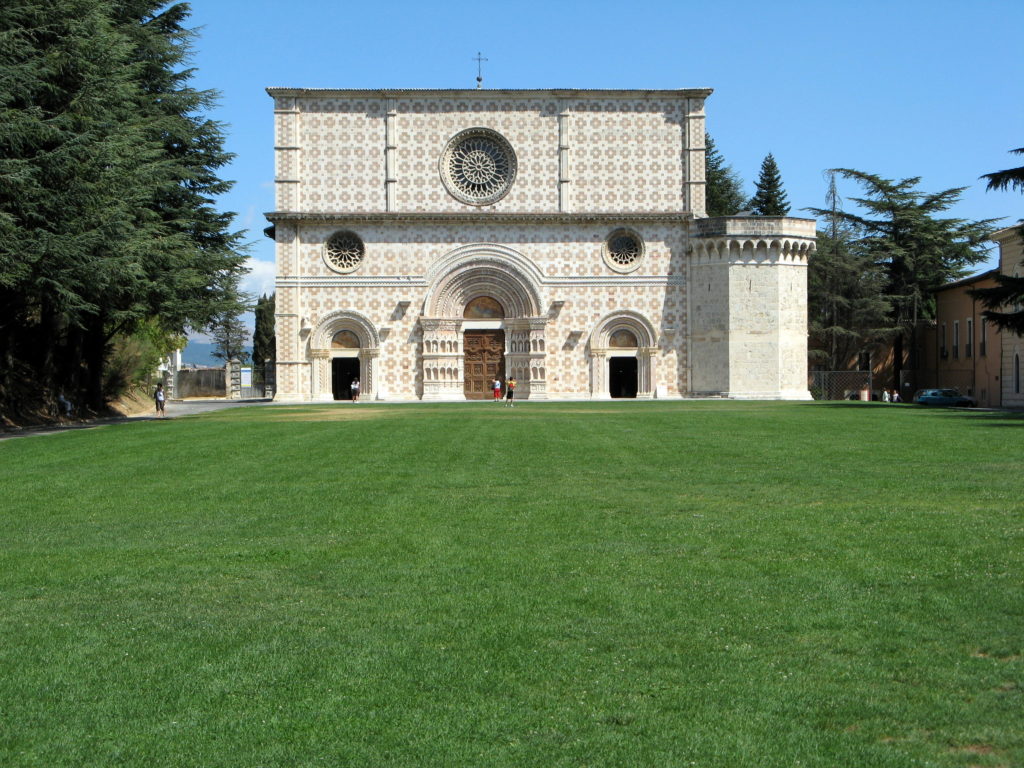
xmin=360 ymin=348 xmax=379 ymax=401
xmin=420 ymin=318 xmax=464 ymax=400
xmin=637 ymin=347 xmax=656 ymax=399
xmin=309 ymin=349 xmax=331 ymax=401
xmin=590 ymin=349 xmax=609 ymax=399
xmin=505 ymin=317 xmax=549 ymax=399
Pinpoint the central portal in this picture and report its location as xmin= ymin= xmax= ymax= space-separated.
xmin=463 ymin=330 xmax=505 ymax=399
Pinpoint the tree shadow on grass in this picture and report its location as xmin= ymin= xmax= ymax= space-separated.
xmin=799 ymin=400 xmax=1024 ymax=426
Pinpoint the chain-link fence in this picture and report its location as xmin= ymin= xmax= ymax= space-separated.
xmin=809 ymin=370 xmax=873 ymax=401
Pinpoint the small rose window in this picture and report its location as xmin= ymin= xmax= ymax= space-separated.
xmin=603 ymin=229 xmax=645 ymax=273
xmin=324 ymin=231 xmax=365 ymax=273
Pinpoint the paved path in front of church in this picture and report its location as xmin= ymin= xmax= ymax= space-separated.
xmin=0 ymin=399 xmax=276 ymax=441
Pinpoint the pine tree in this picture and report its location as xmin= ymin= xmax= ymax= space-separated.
xmin=748 ymin=153 xmax=790 ymax=216
xmin=0 ymin=0 xmax=166 ymax=412
xmin=807 ymin=173 xmax=891 ymax=370
xmin=969 ymin=146 xmax=1024 ymax=332
xmin=981 ymin=147 xmax=1024 ymax=193
xmin=0 ymin=1 xmax=247 ymax=418
xmin=209 ymin=308 xmax=250 ymax=364
xmin=808 ymin=169 xmax=997 ymax=384
xmin=704 ymin=133 xmax=746 ymax=217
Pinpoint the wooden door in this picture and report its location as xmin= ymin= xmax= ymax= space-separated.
xmin=463 ymin=330 xmax=505 ymax=399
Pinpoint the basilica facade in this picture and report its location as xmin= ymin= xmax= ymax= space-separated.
xmin=265 ymin=87 xmax=816 ymax=401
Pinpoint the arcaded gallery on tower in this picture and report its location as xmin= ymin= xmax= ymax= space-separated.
xmin=265 ymin=87 xmax=816 ymax=402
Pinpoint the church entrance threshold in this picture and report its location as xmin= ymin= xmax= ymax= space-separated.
xmin=464 ymin=330 xmax=505 ymax=399
xmin=332 ymin=358 xmax=359 ymax=400
xmin=609 ymin=357 xmax=638 ymax=398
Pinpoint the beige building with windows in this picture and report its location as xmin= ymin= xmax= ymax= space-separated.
xmin=933 ymin=270 xmax=1002 ymax=407
xmin=265 ymin=88 xmax=816 ymax=402
xmin=928 ymin=227 xmax=1024 ymax=408
xmin=992 ymin=226 xmax=1023 ymax=407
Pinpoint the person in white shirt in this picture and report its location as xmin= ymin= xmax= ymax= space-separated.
xmin=154 ymin=382 xmax=166 ymax=418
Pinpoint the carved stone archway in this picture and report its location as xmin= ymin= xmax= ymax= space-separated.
xmin=421 ymin=245 xmax=548 ymax=400
xmin=588 ymin=311 xmax=658 ymax=399
xmin=308 ymin=309 xmax=380 ymax=401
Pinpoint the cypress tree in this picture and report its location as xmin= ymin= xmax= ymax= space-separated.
xmin=252 ymin=293 xmax=276 ymax=373
xmin=704 ymin=133 xmax=746 ymax=217
xmin=748 ymin=153 xmax=790 ymax=216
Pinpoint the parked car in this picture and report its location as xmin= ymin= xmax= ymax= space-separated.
xmin=913 ymin=388 xmax=976 ymax=407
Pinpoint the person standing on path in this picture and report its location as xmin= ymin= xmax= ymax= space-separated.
xmin=492 ymin=377 xmax=502 ymax=402
xmin=154 ymin=382 xmax=166 ymax=418
xmin=504 ymin=376 xmax=516 ymax=407
xmin=351 ymin=378 xmax=360 ymax=402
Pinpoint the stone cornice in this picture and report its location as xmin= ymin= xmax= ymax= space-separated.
xmin=267 ymin=87 xmax=714 ymax=101
xmin=266 ymin=211 xmax=694 ymax=225
xmin=690 ymin=215 xmax=817 ymax=240
xmin=276 ymin=275 xmax=685 ymax=289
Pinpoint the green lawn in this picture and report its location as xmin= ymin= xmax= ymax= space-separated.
xmin=1 ymin=401 xmax=1021 ymax=767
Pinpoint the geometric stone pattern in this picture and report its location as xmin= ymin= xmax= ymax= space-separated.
xmin=267 ymin=88 xmax=815 ymax=401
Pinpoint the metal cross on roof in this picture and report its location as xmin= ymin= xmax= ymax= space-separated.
xmin=473 ymin=52 xmax=488 ymax=89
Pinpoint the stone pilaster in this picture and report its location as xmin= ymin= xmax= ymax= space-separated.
xmin=557 ymin=101 xmax=571 ymax=213
xmin=274 ymin=96 xmax=301 ymax=212
xmin=684 ymin=97 xmax=706 ymax=217
xmin=384 ymin=98 xmax=397 ymax=211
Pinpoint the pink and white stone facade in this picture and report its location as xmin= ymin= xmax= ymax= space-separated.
xmin=265 ymin=88 xmax=815 ymax=401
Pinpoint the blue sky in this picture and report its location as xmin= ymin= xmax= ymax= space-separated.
xmin=183 ymin=0 xmax=1023 ymax=332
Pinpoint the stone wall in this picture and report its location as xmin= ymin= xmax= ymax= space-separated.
xmin=271 ymin=88 xmax=710 ymax=216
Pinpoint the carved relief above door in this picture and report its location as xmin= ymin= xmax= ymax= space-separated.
xmin=463 ymin=330 xmax=505 ymax=399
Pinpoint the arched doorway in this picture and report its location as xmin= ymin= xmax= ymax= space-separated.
xmin=331 ymin=330 xmax=360 ymax=400
xmin=308 ymin=311 xmax=380 ymax=402
xmin=463 ymin=297 xmax=506 ymax=399
xmin=608 ymin=329 xmax=639 ymax=398
xmin=589 ymin=312 xmax=657 ymax=399
xmin=420 ymin=245 xmax=548 ymax=401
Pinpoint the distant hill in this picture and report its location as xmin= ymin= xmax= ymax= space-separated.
xmin=181 ymin=342 xmax=253 ymax=368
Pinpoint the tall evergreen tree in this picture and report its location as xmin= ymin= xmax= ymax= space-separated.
xmin=0 ymin=1 xmax=247 ymax=418
xmin=969 ymin=146 xmax=1024 ymax=333
xmin=704 ymin=133 xmax=746 ymax=217
xmin=807 ymin=173 xmax=891 ymax=370
xmin=251 ymin=293 xmax=276 ymax=372
xmin=808 ymin=169 xmax=997 ymax=384
xmin=748 ymin=153 xmax=790 ymax=216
